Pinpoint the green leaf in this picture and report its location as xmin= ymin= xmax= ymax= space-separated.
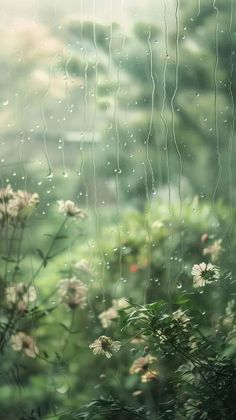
xmin=36 ymin=248 xmax=50 ymax=267
xmin=44 ymin=234 xmax=68 ymax=240
xmin=1 ymin=256 xmax=18 ymax=263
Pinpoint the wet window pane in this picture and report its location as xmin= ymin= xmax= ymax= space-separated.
xmin=0 ymin=1 xmax=236 ymax=419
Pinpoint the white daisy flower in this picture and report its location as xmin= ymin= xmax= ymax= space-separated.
xmin=191 ymin=262 xmax=220 ymax=287
xmin=89 ymin=336 xmax=121 ymax=359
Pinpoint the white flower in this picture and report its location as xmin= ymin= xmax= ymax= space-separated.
xmin=10 ymin=332 xmax=39 ymax=358
xmin=98 ymin=298 xmax=128 ymax=328
xmin=0 ymin=202 xmax=18 ymax=221
xmin=129 ymin=355 xmax=157 ymax=375
xmin=74 ymin=259 xmax=92 ymax=274
xmin=58 ymin=277 xmax=87 ymax=308
xmin=0 ymin=185 xmax=16 ymax=221
xmin=6 ymin=283 xmax=37 ymax=311
xmin=112 ymin=298 xmax=129 ymax=310
xmin=191 ymin=262 xmax=220 ymax=287
xmin=98 ymin=307 xmax=118 ymax=328
xmin=57 ymin=200 xmax=86 ymax=219
xmin=4 ymin=202 xmax=19 ymax=219
xmin=89 ymin=336 xmax=121 ymax=358
xmin=203 ymin=239 xmax=223 ymax=262
xmin=7 ymin=190 xmax=39 ymax=220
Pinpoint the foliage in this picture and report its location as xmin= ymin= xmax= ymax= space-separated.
xmin=0 ymin=186 xmax=235 ymax=419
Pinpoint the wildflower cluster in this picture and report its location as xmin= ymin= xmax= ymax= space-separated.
xmin=0 ymin=187 xmax=89 ymax=362
xmin=1 ymin=187 xmax=235 ymax=420
xmin=0 ymin=185 xmax=39 ymax=224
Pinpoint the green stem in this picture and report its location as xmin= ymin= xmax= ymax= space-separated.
xmin=11 ymin=222 xmax=25 ymax=283
xmin=3 ymin=224 xmax=17 ymax=282
xmin=30 ymin=217 xmax=68 ymax=282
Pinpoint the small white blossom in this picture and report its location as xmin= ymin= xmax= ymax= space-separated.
xmin=112 ymin=298 xmax=129 ymax=310
xmin=98 ymin=298 xmax=128 ymax=328
xmin=203 ymin=239 xmax=223 ymax=262
xmin=99 ymin=307 xmax=118 ymax=328
xmin=58 ymin=277 xmax=87 ymax=309
xmin=6 ymin=283 xmax=37 ymax=311
xmin=89 ymin=336 xmax=121 ymax=358
xmin=10 ymin=332 xmax=39 ymax=358
xmin=74 ymin=259 xmax=92 ymax=274
xmin=0 ymin=190 xmax=39 ymax=222
xmin=129 ymin=354 xmax=158 ymax=383
xmin=0 ymin=185 xmax=16 ymax=221
xmin=57 ymin=200 xmax=86 ymax=219
xmin=129 ymin=355 xmax=157 ymax=375
xmin=10 ymin=190 xmax=39 ymax=219
xmin=191 ymin=262 xmax=220 ymax=287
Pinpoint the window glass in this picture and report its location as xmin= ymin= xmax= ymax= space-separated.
xmin=0 ymin=1 xmax=235 ymax=419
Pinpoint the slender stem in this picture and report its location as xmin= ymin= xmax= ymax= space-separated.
xmin=122 ymin=331 xmax=144 ymax=347
xmin=11 ymin=222 xmax=25 ymax=283
xmin=62 ymin=308 xmax=76 ymax=359
xmin=3 ymin=224 xmax=17 ymax=282
xmin=0 ymin=309 xmax=16 ymax=353
xmin=30 ymin=217 xmax=68 ymax=282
